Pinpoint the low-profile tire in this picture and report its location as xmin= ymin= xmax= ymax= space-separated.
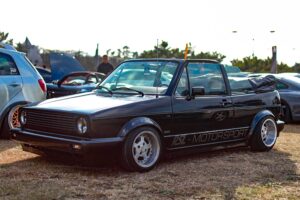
xmin=250 ymin=116 xmax=278 ymax=152
xmin=120 ymin=126 xmax=162 ymax=172
xmin=0 ymin=105 xmax=22 ymax=139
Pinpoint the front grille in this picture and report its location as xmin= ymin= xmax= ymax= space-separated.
xmin=24 ymin=109 xmax=78 ymax=135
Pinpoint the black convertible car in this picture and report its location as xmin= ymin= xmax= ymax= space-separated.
xmin=12 ymin=59 xmax=284 ymax=172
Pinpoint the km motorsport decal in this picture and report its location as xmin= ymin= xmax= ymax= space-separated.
xmin=170 ymin=127 xmax=249 ymax=147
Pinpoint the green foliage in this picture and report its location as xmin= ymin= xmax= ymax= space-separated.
xmin=139 ymin=40 xmax=226 ymax=62
xmin=231 ymin=56 xmax=295 ymax=73
xmin=0 ymin=31 xmax=13 ymax=44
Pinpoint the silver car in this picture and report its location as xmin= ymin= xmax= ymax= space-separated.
xmin=0 ymin=43 xmax=46 ymax=138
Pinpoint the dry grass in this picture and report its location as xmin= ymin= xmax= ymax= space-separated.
xmin=1 ymin=124 xmax=300 ymax=200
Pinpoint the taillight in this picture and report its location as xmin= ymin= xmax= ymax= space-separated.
xmin=38 ymin=79 xmax=47 ymax=93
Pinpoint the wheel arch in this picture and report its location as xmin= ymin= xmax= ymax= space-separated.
xmin=247 ymin=110 xmax=275 ymax=142
xmin=117 ymin=117 xmax=163 ymax=138
xmin=280 ymin=98 xmax=293 ymax=121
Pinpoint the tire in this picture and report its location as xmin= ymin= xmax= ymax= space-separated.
xmin=0 ymin=105 xmax=22 ymax=139
xmin=0 ymin=114 xmax=11 ymax=139
xmin=250 ymin=116 xmax=278 ymax=152
xmin=120 ymin=126 xmax=162 ymax=172
xmin=282 ymin=103 xmax=292 ymax=123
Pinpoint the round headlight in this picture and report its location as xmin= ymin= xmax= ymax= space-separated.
xmin=77 ymin=117 xmax=88 ymax=134
xmin=20 ymin=111 xmax=27 ymax=125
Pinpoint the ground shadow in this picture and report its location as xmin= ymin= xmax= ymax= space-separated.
xmin=0 ymin=144 xmax=299 ymax=199
xmin=0 ymin=140 xmax=18 ymax=153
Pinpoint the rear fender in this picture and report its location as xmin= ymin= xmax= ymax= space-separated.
xmin=247 ymin=110 xmax=275 ymax=142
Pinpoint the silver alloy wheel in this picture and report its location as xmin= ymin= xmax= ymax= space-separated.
xmin=132 ymin=130 xmax=160 ymax=168
xmin=261 ymin=118 xmax=277 ymax=147
xmin=8 ymin=105 xmax=22 ymax=129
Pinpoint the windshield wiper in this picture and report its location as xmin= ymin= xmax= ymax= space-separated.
xmin=96 ymin=85 xmax=113 ymax=95
xmin=112 ymin=87 xmax=144 ymax=97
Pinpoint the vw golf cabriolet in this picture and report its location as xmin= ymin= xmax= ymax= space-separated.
xmin=12 ymin=59 xmax=284 ymax=172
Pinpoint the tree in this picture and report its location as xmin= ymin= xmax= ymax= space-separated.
xmin=0 ymin=31 xmax=13 ymax=45
xmin=139 ymin=40 xmax=226 ymax=62
xmin=122 ymin=46 xmax=130 ymax=59
xmin=231 ymin=56 xmax=294 ymax=73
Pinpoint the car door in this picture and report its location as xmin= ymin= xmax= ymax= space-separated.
xmin=166 ymin=62 xmax=244 ymax=150
xmin=229 ymin=77 xmax=266 ymax=128
xmin=0 ymin=52 xmax=23 ymax=113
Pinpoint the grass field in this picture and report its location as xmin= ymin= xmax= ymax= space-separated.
xmin=0 ymin=124 xmax=300 ymax=200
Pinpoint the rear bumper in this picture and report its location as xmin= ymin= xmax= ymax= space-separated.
xmin=11 ymin=128 xmax=124 ymax=155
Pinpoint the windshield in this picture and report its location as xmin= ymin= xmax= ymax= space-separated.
xmin=100 ymin=61 xmax=179 ymax=95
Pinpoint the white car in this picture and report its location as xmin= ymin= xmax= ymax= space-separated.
xmin=0 ymin=43 xmax=46 ymax=138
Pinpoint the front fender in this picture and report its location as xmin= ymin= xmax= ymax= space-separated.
xmin=117 ymin=117 xmax=162 ymax=138
xmin=247 ymin=110 xmax=275 ymax=141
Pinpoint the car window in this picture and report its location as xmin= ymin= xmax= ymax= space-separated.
xmin=62 ymin=75 xmax=87 ymax=85
xmin=276 ymin=81 xmax=288 ymax=90
xmin=175 ymin=68 xmax=189 ymax=97
xmin=87 ymin=75 xmax=97 ymax=84
xmin=187 ymin=63 xmax=226 ymax=95
xmin=229 ymin=77 xmax=254 ymax=95
xmin=0 ymin=53 xmax=19 ymax=75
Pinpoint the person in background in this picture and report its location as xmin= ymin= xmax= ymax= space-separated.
xmin=97 ymin=55 xmax=114 ymax=75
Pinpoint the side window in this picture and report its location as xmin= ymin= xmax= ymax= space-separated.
xmin=229 ymin=78 xmax=254 ymax=95
xmin=187 ymin=63 xmax=226 ymax=95
xmin=175 ymin=68 xmax=189 ymax=97
xmin=0 ymin=53 xmax=19 ymax=75
xmin=276 ymin=81 xmax=288 ymax=90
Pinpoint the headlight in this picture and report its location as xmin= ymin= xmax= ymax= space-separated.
xmin=77 ymin=117 xmax=88 ymax=134
xmin=20 ymin=110 xmax=27 ymax=125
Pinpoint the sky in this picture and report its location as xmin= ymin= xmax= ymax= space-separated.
xmin=1 ymin=0 xmax=299 ymax=65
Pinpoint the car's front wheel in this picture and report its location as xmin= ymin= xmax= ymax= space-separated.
xmin=120 ymin=126 xmax=162 ymax=172
xmin=250 ymin=116 xmax=278 ymax=151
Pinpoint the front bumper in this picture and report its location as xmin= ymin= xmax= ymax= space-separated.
xmin=11 ymin=128 xmax=124 ymax=155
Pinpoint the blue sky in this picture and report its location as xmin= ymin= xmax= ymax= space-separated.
xmin=1 ymin=0 xmax=299 ymax=65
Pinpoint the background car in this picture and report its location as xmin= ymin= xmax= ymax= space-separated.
xmin=46 ymin=71 xmax=105 ymax=98
xmin=271 ymin=74 xmax=300 ymax=123
xmin=0 ymin=43 xmax=46 ymax=139
xmin=224 ymin=65 xmax=249 ymax=77
xmin=248 ymin=73 xmax=300 ymax=123
xmin=36 ymin=67 xmax=52 ymax=83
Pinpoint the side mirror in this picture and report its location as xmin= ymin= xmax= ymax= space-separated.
xmin=192 ymin=86 xmax=205 ymax=96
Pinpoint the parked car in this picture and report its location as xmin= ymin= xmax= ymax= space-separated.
xmin=36 ymin=67 xmax=52 ymax=83
xmin=248 ymin=73 xmax=300 ymax=122
xmin=46 ymin=71 xmax=105 ymax=98
xmin=12 ymin=59 xmax=284 ymax=172
xmin=224 ymin=65 xmax=249 ymax=77
xmin=0 ymin=43 xmax=46 ymax=139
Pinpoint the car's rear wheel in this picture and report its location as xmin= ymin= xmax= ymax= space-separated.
xmin=282 ymin=103 xmax=292 ymax=123
xmin=120 ymin=126 xmax=162 ymax=172
xmin=0 ymin=105 xmax=22 ymax=139
xmin=250 ymin=116 xmax=277 ymax=151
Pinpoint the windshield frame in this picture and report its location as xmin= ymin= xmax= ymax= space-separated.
xmin=99 ymin=59 xmax=182 ymax=96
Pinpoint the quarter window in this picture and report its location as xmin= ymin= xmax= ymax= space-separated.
xmin=0 ymin=53 xmax=19 ymax=75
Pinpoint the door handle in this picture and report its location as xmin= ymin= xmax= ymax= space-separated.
xmin=221 ymin=99 xmax=232 ymax=107
xmin=9 ymin=83 xmax=20 ymax=87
